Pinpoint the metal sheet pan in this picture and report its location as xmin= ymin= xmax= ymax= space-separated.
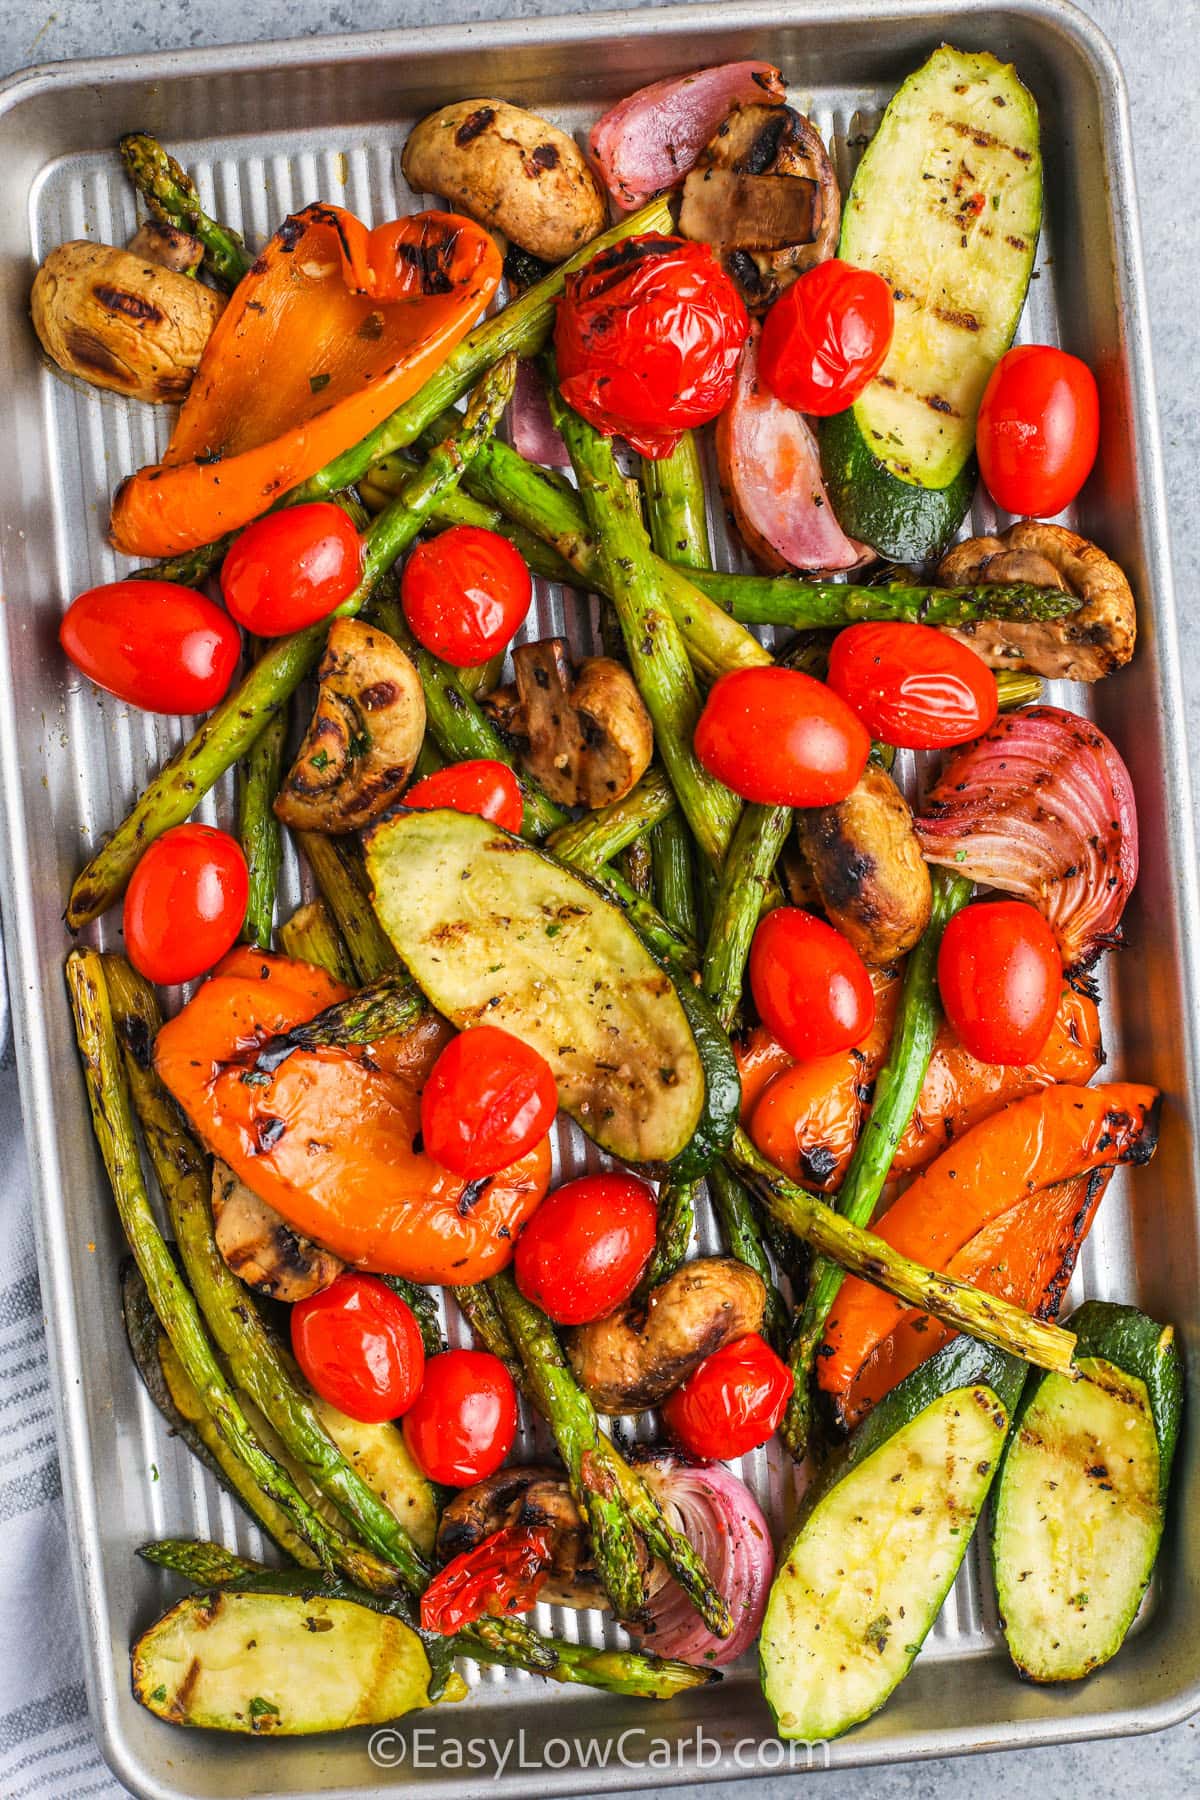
xmin=0 ymin=2 xmax=1195 ymax=1794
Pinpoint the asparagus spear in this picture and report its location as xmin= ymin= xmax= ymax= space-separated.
xmin=620 ymin=837 xmax=654 ymax=898
xmin=650 ymin=812 xmax=699 ymax=943
xmin=361 ymin=461 xmax=582 ymax=587
xmin=779 ymin=871 xmax=973 ymax=1457
xmin=729 ymin=1129 xmax=1078 ymax=1379
xmin=251 ymin=965 xmax=426 ymax=1072
xmin=67 ymin=365 xmax=515 ymax=928
xmin=119 ymin=133 xmax=253 ymax=289
xmin=140 ymin=1540 xmax=267 ymax=1585
xmin=550 ymin=376 xmax=741 ymax=868
xmin=237 ymin=640 xmax=287 ymax=949
xmin=701 ymin=803 xmax=791 ymax=1035
xmin=642 ymin=431 xmax=712 ymax=569
xmin=996 ymin=670 xmax=1045 ymax=709
xmin=683 ymin=566 xmax=1080 ymax=630
xmin=546 ymin=769 xmax=676 ymax=873
xmin=707 ymin=1163 xmax=789 ymax=1351
xmin=640 ymin=1181 xmax=697 ymax=1292
xmin=453 ymin=1284 xmax=526 ymax=1392
xmin=295 ymin=832 xmax=400 ymax=984
xmin=66 ymin=949 xmax=386 ymax=1582
xmin=379 ymin=1277 xmax=446 ymax=1360
xmin=491 ymin=1273 xmax=734 ymax=1639
xmin=278 ymin=899 xmax=357 ymax=983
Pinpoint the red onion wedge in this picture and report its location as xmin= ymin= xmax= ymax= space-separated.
xmin=508 ymin=359 xmax=570 ymax=468
xmin=716 ymin=326 xmax=872 ymax=575
xmin=589 ymin=63 xmax=787 ymax=211
xmin=915 ymin=705 xmax=1138 ymax=972
xmin=635 ymin=1454 xmax=774 ymax=1666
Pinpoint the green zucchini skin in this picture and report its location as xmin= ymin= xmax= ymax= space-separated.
xmin=818 ymin=408 xmax=976 ymax=562
xmin=661 ymin=956 xmax=740 ymax=1179
xmin=820 ymin=45 xmax=1041 ymax=560
xmin=760 ymin=1337 xmax=1024 ymax=1740
xmin=992 ymin=1302 xmax=1183 ymax=1682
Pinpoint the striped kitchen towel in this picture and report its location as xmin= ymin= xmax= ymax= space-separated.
xmin=0 ymin=958 xmax=125 ymax=1798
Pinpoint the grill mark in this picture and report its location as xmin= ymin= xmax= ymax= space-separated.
xmin=93 ymin=284 xmax=164 ymax=324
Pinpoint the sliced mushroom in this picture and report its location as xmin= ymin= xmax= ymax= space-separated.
xmin=274 ymin=619 xmax=425 ymax=833
xmin=937 ymin=521 xmax=1136 ymax=684
xmin=211 ymin=1159 xmax=343 ymax=1303
xmin=30 ymin=240 xmax=225 ymax=402
xmin=678 ymin=103 xmax=840 ymax=311
xmin=127 ymin=219 xmax=204 ymax=276
xmin=436 ymin=1465 xmax=645 ymax=1608
xmin=796 ymin=764 xmax=932 ymax=966
xmin=566 ymin=1257 xmax=766 ymax=1415
xmin=482 ymin=639 xmax=653 ymax=808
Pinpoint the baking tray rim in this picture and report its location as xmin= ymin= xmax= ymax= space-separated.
xmin=0 ymin=1 xmax=1197 ymax=1794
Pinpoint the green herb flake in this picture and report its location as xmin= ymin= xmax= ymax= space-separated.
xmin=248 ymin=1696 xmax=280 ymax=1721
xmin=310 ymin=749 xmax=330 ymax=771
xmin=954 ymin=849 xmax=968 ymax=863
xmin=309 ymin=372 xmax=332 ymax=395
xmin=148 ymin=1684 xmax=167 ymax=1704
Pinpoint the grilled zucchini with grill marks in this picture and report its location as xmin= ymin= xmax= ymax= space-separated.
xmin=992 ymin=1301 xmax=1183 ymax=1682
xmin=364 ymin=808 xmax=718 ymax=1169
xmin=820 ymin=45 xmax=1042 ymax=557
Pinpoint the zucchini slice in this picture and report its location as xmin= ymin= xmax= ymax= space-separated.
xmin=992 ymin=1300 xmax=1183 ymax=1682
xmin=132 ymin=1588 xmax=435 ymax=1732
xmin=364 ymin=808 xmax=712 ymax=1167
xmin=821 ymin=45 xmax=1041 ymax=557
xmin=760 ymin=1336 xmax=1024 ymax=1740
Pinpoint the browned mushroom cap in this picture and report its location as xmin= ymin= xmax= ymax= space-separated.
xmin=678 ymin=103 xmax=840 ymax=312
xmin=211 ymin=1159 xmax=343 ymax=1303
xmin=565 ymin=1257 xmax=766 ymax=1415
xmin=482 ymin=639 xmax=653 ymax=809
xmin=274 ymin=619 xmax=425 ymax=833
xmin=937 ymin=521 xmax=1136 ymax=684
xmin=127 ymin=219 xmax=204 ymax=275
xmin=796 ymin=764 xmax=932 ymax=967
xmin=436 ymin=1465 xmax=647 ymax=1607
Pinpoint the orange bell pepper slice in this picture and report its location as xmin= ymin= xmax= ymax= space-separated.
xmin=818 ymin=1080 xmax=1159 ymax=1412
xmin=154 ymin=948 xmax=550 ymax=1284
xmin=111 ymin=204 xmax=501 ymax=559
xmin=838 ymin=1166 xmax=1114 ymax=1426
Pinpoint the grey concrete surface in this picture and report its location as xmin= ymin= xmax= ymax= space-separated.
xmin=1 ymin=0 xmax=1197 ymax=1794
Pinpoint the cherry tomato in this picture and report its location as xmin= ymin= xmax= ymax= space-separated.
xmin=421 ymin=1025 xmax=557 ymax=1179
xmin=661 ymin=1333 xmax=793 ymax=1460
xmin=977 ymin=345 xmax=1100 ymax=517
xmin=937 ymin=900 xmax=1064 ymax=1066
xmin=749 ymin=907 xmax=875 ymax=1062
xmin=694 ymin=667 xmax=870 ymax=807
xmin=405 ymin=759 xmax=524 ymax=835
xmin=220 ymin=503 xmax=364 ymax=636
xmin=123 ymin=825 xmax=248 ymax=985
xmin=421 ymin=1525 xmax=553 ymax=1634
xmin=60 ymin=580 xmax=240 ymax=715
xmin=758 ymin=259 xmax=895 ymax=416
xmin=827 ymin=621 xmax=998 ymax=750
xmin=554 ymin=234 xmax=749 ymax=459
xmin=401 ymin=526 xmax=531 ymax=667
xmin=290 ymin=1272 xmax=425 ymax=1424
xmin=402 ymin=1349 xmax=518 ymax=1486
xmin=514 ymin=1171 xmax=658 ymax=1325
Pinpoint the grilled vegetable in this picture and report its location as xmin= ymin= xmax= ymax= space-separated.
xmin=796 ymin=763 xmax=932 ymax=966
xmin=296 ymin=831 xmax=401 ymax=984
xmin=566 ymin=1257 xmax=767 ymax=1413
xmin=679 ymin=102 xmax=840 ymax=311
xmin=819 ymin=46 xmax=1041 ymax=557
xmin=819 ymin=1082 xmax=1160 ymax=1422
xmin=120 ymin=132 xmax=252 ymax=289
xmin=992 ymin=1301 xmax=1184 ymax=1682
xmin=211 ymin=1159 xmax=343 ymax=1303
xmin=915 ymin=705 xmax=1139 ymax=972
xmin=237 ymin=643 xmax=286 ymax=948
xmin=31 ymin=240 xmax=225 ymax=402
xmin=717 ymin=325 xmax=868 ymax=574
xmin=589 ymin=62 xmax=787 ymax=210
xmin=274 ymin=620 xmax=424 ymax=831
xmin=364 ymin=808 xmax=712 ymax=1169
xmin=438 ymin=1466 xmax=624 ymax=1610
xmin=153 ymin=949 xmax=550 ymax=1283
xmin=938 ymin=521 xmax=1136 ymax=683
xmin=760 ymin=1336 xmax=1024 ymax=1739
xmin=133 ymin=1587 xmax=437 ymax=1732
xmin=681 ymin=564 xmax=1077 ymax=630
xmin=278 ymin=899 xmax=356 ymax=983
xmin=402 ymin=100 xmax=606 ymax=262
xmin=482 ymin=639 xmax=654 ymax=808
